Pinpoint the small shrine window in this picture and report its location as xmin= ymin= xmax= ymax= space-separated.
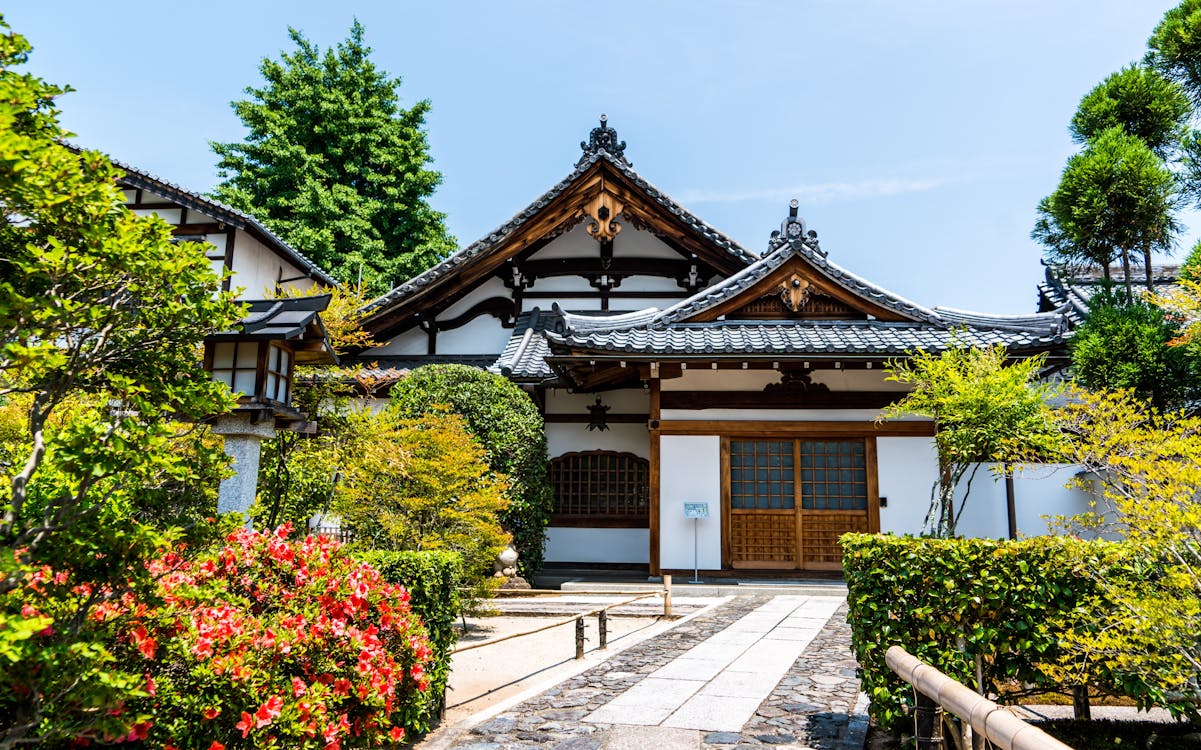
xmin=549 ymin=451 xmax=649 ymax=526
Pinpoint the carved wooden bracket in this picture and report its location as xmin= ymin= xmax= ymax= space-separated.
xmin=779 ymin=274 xmax=812 ymax=312
xmin=583 ymin=190 xmax=624 ymax=243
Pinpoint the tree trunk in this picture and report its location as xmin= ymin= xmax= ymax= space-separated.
xmin=1005 ymin=466 xmax=1017 ymax=540
xmin=1121 ymin=249 xmax=1134 ymax=303
xmin=1143 ymin=243 xmax=1154 ymax=292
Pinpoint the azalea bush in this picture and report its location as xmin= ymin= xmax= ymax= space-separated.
xmin=84 ymin=523 xmax=433 ymax=748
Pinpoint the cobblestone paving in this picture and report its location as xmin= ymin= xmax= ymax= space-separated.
xmin=449 ymin=597 xmax=866 ymax=750
xmin=699 ymin=604 xmax=865 ymax=750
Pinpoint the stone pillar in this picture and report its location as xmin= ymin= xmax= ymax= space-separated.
xmin=211 ymin=414 xmax=277 ymax=523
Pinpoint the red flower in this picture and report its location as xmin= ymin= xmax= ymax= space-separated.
xmin=390 ymin=726 xmax=405 ymax=742
xmin=333 ymin=678 xmax=352 ymax=696
xmin=202 ymin=707 xmax=221 ymax=720
xmin=209 ymin=743 xmax=225 ymax=750
xmin=192 ymin=637 xmax=214 ymax=660
xmin=236 ymin=711 xmax=254 ymax=738
xmin=255 ymin=704 xmax=274 ymax=729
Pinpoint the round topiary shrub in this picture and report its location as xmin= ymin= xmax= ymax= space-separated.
xmin=389 ymin=364 xmax=552 ymax=576
xmin=100 ymin=523 xmax=435 ymax=748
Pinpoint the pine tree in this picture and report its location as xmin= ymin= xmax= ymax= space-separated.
xmin=211 ymin=21 xmax=455 ymax=294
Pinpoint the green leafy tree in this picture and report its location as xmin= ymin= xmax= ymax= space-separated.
xmin=1148 ymin=0 xmax=1201 ymax=105
xmin=0 ymin=17 xmax=242 ymax=746
xmin=211 ymin=21 xmax=455 ymax=295
xmin=390 ymin=364 xmax=552 ymax=576
xmin=336 ymin=407 xmax=510 ymax=583
xmin=880 ymin=343 xmax=1062 ymax=537
xmin=1071 ymin=284 xmax=1201 ymax=410
xmin=1179 ymin=238 xmax=1201 ymax=282
xmin=1052 ymin=387 xmax=1201 ymax=713
xmin=1033 ymin=127 xmax=1180 ymax=297
xmin=1070 ymin=64 xmax=1191 ymax=158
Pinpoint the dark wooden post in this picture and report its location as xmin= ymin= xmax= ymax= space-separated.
xmin=1005 ymin=465 xmax=1017 ymax=540
xmin=598 ymin=609 xmax=608 ymax=650
xmin=914 ymin=689 xmax=943 ymax=750
xmin=1072 ymin=685 xmax=1091 ymax=720
xmin=575 ymin=617 xmax=585 ymax=660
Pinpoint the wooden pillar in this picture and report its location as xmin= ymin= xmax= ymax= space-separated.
xmin=649 ymin=368 xmax=661 ymax=576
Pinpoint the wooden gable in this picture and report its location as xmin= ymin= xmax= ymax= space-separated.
xmin=683 ymin=253 xmax=915 ymax=324
xmin=362 ymin=158 xmax=753 ymax=338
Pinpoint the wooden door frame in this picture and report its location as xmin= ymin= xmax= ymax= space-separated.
xmin=720 ymin=431 xmax=881 ymax=571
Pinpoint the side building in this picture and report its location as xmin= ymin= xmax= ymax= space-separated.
xmin=355 ymin=118 xmax=1093 ymax=576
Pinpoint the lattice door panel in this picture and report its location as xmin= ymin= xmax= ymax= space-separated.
xmin=729 ymin=511 xmax=798 ymax=569
xmin=801 ymin=512 xmax=868 ymax=569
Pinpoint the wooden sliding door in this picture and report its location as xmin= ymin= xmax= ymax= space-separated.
xmin=722 ymin=436 xmax=878 ymax=571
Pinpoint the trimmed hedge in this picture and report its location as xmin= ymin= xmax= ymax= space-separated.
xmin=355 ymin=550 xmax=461 ymax=731
xmin=841 ymin=534 xmax=1149 ymax=732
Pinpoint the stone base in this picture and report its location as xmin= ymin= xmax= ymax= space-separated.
xmin=499 ymin=575 xmax=532 ymax=590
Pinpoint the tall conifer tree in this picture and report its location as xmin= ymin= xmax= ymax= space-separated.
xmin=211 ymin=21 xmax=455 ymax=294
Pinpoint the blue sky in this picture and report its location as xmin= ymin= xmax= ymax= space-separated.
xmin=7 ymin=1 xmax=1191 ymax=313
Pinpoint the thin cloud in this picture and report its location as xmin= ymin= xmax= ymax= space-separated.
xmin=677 ymin=177 xmax=952 ymax=205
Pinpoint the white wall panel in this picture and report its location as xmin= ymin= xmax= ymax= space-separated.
xmin=368 ymin=329 xmax=429 ymax=356
xmin=433 ymin=316 xmax=511 ymax=355
xmin=659 ymin=435 xmax=722 ymax=570
xmin=544 ymin=527 xmax=649 ymax=563
xmin=546 ymin=423 xmax=649 ymax=458
xmin=876 ymin=437 xmax=939 ymax=535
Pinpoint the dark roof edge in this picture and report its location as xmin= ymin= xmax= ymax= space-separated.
xmin=70 ymin=143 xmax=339 ymax=287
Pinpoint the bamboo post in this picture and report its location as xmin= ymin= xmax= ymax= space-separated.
xmin=598 ymin=609 xmax=608 ymax=650
xmin=574 ymin=616 xmax=585 ymax=659
xmin=663 ymin=574 xmax=672 ymax=617
xmin=914 ymin=690 xmax=944 ymax=750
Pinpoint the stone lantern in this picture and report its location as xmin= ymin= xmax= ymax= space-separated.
xmin=203 ymin=295 xmax=337 ymax=520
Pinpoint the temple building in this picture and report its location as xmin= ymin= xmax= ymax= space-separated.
xmin=354 ymin=118 xmax=1091 ymax=576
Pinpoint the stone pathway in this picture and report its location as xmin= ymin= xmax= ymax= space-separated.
xmin=441 ymin=594 xmax=866 ymax=750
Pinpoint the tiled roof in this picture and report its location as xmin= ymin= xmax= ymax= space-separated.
xmin=75 ymin=145 xmax=339 ymax=287
xmin=362 ymin=147 xmax=759 ymax=316
xmin=652 ymin=236 xmax=944 ymax=326
xmin=1038 ymin=263 xmax=1181 ymax=323
xmin=211 ymin=295 xmax=332 ymax=341
xmin=546 ymin=319 xmax=1064 ymax=358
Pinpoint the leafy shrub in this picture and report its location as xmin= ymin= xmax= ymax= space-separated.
xmin=389 ymin=365 xmax=552 ymax=576
xmin=336 ymin=407 xmax=511 ymax=584
xmin=841 ymin=534 xmax=1151 ymax=732
xmin=356 ymin=549 xmax=461 ymax=725
xmin=98 ymin=524 xmax=434 ymax=748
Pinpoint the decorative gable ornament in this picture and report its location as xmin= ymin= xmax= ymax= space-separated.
xmin=583 ymin=189 xmax=624 ymax=242
xmin=778 ymin=274 xmax=813 ymax=312
xmin=577 ymin=114 xmax=630 ymax=167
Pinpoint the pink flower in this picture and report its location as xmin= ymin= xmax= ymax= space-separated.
xmin=292 ymin=676 xmax=308 ymax=697
xmin=236 ymin=711 xmax=254 ymax=738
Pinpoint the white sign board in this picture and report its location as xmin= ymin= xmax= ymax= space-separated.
xmin=683 ymin=502 xmax=709 ymax=519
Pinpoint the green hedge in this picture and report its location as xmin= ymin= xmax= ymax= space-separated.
xmin=841 ymin=534 xmax=1149 ymax=732
xmin=356 ymin=550 xmax=461 ymax=731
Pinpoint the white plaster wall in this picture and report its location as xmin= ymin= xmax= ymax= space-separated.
xmin=659 ymin=435 xmax=722 ymax=570
xmin=133 ymin=207 xmax=183 ymax=224
xmin=876 ymin=437 xmax=940 ymax=535
xmin=611 ymin=227 xmax=681 ymax=259
xmin=953 ymin=463 xmax=1094 ymax=539
xmin=544 ymin=528 xmax=649 ymax=563
xmin=663 ymin=369 xmax=779 ymax=391
xmin=200 ymin=233 xmax=228 ymax=255
xmin=545 ymin=388 xmax=648 ymax=414
xmin=547 ymin=297 xmax=605 ymax=312
xmin=525 ymin=276 xmax=597 ymax=294
xmin=531 ymin=224 xmax=678 ymax=261
xmin=230 ymin=230 xmax=307 ymax=297
xmin=368 ymin=328 xmax=429 ymax=356
xmin=436 ymin=278 xmax=510 ymax=320
xmin=529 ymin=224 xmax=599 ymax=260
xmin=811 ymin=370 xmax=909 ymax=392
xmin=616 ymin=276 xmax=688 ymax=293
xmin=546 ymin=423 xmax=649 ymax=458
xmin=432 ymin=316 xmax=511 ymax=355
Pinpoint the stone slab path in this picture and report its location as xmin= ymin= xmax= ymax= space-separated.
xmin=432 ymin=594 xmax=866 ymax=750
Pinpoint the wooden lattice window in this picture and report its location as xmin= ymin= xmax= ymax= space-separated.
xmin=729 ymin=439 xmax=868 ymax=511
xmin=550 ymin=451 xmax=649 ymax=526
